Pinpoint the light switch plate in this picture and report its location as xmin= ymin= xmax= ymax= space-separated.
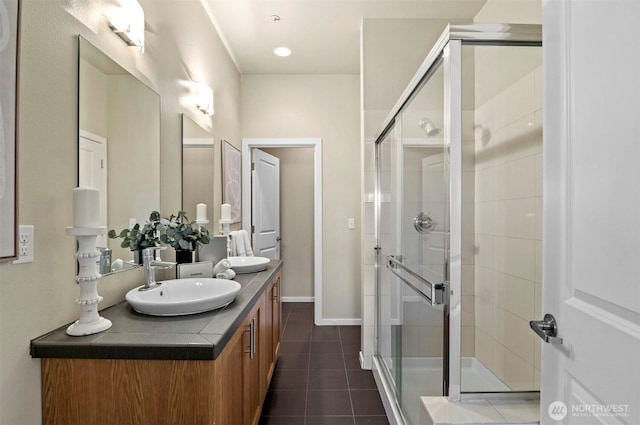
xmin=348 ymin=218 xmax=356 ymax=230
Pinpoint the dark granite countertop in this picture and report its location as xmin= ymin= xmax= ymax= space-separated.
xmin=30 ymin=260 xmax=283 ymax=361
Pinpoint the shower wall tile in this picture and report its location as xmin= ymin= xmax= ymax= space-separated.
xmin=535 ymin=153 xmax=543 ymax=197
xmin=363 ymin=202 xmax=374 ymax=235
xmin=503 ymin=349 xmax=534 ymax=390
xmin=475 ymin=234 xmax=494 ymax=268
xmin=364 ymin=171 xmax=376 ymax=203
xmin=494 ymin=156 xmax=536 ymax=201
xmin=476 ymin=201 xmax=494 ymax=235
xmin=475 ymin=328 xmax=493 ymax=370
xmin=535 ymin=197 xmax=542 ymax=241
xmin=534 ymin=283 xmax=542 ymax=318
xmin=363 ymin=265 xmax=374 ymax=296
xmin=462 ymin=265 xmax=475 ymax=296
xmin=493 ymin=236 xmax=536 ymax=281
xmin=493 ymin=72 xmax=535 ymax=130
xmin=364 ymin=142 xmax=375 ymax=173
xmin=474 ymin=66 xmax=541 ymax=391
xmin=503 ymin=273 xmax=535 ymax=321
xmin=503 ymin=313 xmax=534 ymax=364
xmin=535 ymin=241 xmax=543 ymax=284
xmin=493 ymin=198 xmax=536 ymax=239
xmin=462 ymin=295 xmax=476 ymax=326
xmin=462 ymin=326 xmax=476 ymax=357
xmin=534 ymin=65 xmax=543 ymax=111
xmin=363 ymin=234 xmax=376 ymax=265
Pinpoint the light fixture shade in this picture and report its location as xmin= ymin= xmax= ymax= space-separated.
xmin=105 ymin=0 xmax=145 ymax=52
xmin=194 ymin=82 xmax=214 ymax=116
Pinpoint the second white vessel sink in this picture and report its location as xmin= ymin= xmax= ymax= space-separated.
xmin=126 ymin=278 xmax=241 ymax=316
xmin=227 ymin=256 xmax=270 ymax=274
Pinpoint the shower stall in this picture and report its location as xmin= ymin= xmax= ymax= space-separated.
xmin=373 ymin=24 xmax=542 ymax=425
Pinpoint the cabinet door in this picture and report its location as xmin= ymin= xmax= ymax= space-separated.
xmin=272 ymin=273 xmax=282 ymax=360
xmin=260 ymin=283 xmax=273 ymax=400
xmin=243 ymin=301 xmax=262 ymax=425
xmin=213 ymin=324 xmax=245 ymax=425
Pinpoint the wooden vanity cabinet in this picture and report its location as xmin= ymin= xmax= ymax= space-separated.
xmin=41 ymin=271 xmax=282 ymax=425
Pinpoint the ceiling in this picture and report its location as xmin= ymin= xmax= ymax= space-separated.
xmin=202 ymin=0 xmax=488 ymax=75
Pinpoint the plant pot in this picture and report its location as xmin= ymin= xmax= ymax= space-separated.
xmin=134 ymin=250 xmax=144 ymax=265
xmin=175 ymin=250 xmax=193 ymax=264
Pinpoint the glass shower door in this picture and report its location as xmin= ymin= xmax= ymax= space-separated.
xmin=377 ymin=56 xmax=448 ymax=425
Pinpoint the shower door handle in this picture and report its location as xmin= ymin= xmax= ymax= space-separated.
xmin=530 ymin=314 xmax=563 ymax=344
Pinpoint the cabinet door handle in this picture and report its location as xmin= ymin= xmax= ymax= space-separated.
xmin=244 ymin=324 xmax=252 ymax=356
xmin=273 ymin=282 xmax=279 ymax=301
xmin=250 ymin=317 xmax=256 ymax=358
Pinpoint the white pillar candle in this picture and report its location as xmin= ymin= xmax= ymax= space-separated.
xmin=73 ymin=187 xmax=100 ymax=228
xmin=221 ymin=203 xmax=231 ymax=221
xmin=196 ymin=203 xmax=207 ymax=222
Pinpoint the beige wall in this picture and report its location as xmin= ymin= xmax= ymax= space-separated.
xmin=473 ymin=0 xmax=541 ymax=24
xmin=241 ymin=74 xmax=361 ymax=320
xmin=263 ymin=148 xmax=314 ymax=299
xmin=0 ymin=1 xmax=240 ymax=422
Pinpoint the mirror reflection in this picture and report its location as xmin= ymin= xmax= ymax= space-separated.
xmin=182 ymin=114 xmax=215 ymax=235
xmin=77 ymin=36 xmax=161 ymax=274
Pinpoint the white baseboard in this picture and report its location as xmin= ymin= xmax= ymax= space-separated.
xmin=281 ymin=297 xmax=314 ymax=302
xmin=315 ymin=318 xmax=362 ymax=326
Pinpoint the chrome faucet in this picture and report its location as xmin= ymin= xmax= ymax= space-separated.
xmin=141 ymin=247 xmax=176 ymax=291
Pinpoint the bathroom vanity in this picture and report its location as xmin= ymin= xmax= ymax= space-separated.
xmin=31 ymin=261 xmax=282 ymax=425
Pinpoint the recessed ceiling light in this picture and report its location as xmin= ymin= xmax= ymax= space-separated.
xmin=274 ymin=47 xmax=291 ymax=57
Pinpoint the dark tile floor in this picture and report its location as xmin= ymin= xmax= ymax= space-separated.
xmin=259 ymin=303 xmax=390 ymax=425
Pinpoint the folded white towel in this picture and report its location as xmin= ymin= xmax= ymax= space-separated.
xmin=240 ymin=229 xmax=254 ymax=256
xmin=216 ymin=269 xmax=236 ymax=280
xmin=235 ymin=230 xmax=247 ymax=256
xmin=213 ymin=259 xmax=231 ymax=275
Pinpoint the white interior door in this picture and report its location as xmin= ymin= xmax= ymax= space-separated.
xmin=79 ymin=132 xmax=107 ymax=247
xmin=252 ymin=149 xmax=280 ymax=259
xmin=541 ymin=1 xmax=640 ymax=423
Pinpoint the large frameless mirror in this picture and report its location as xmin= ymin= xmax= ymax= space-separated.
xmin=77 ymin=36 xmax=161 ymax=275
xmin=181 ymin=114 xmax=215 ymax=233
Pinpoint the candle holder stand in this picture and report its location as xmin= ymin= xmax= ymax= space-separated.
xmin=65 ymin=226 xmax=112 ymax=336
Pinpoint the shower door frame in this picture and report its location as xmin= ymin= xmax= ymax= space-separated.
xmin=373 ymin=23 xmax=543 ymax=405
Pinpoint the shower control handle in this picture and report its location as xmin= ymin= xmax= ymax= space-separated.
xmin=530 ymin=314 xmax=563 ymax=344
xmin=413 ymin=212 xmax=435 ymax=234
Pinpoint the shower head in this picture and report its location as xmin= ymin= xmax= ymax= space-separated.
xmin=418 ymin=118 xmax=440 ymax=137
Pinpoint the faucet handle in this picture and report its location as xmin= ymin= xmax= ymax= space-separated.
xmin=143 ymin=246 xmax=166 ymax=261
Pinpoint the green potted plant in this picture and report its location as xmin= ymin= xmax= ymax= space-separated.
xmin=159 ymin=211 xmax=211 ymax=264
xmin=107 ymin=211 xmax=163 ymax=264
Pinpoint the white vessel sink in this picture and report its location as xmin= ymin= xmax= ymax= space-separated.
xmin=227 ymin=256 xmax=270 ymax=274
xmin=126 ymin=278 xmax=241 ymax=316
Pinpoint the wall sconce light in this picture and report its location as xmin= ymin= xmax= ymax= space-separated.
xmin=194 ymin=82 xmax=214 ymax=116
xmin=105 ymin=0 xmax=145 ymax=52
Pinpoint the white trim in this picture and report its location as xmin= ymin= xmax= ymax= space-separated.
xmin=445 ymin=39 xmax=463 ymax=402
xmin=79 ymin=129 xmax=107 ymax=144
xmin=242 ymin=138 xmax=324 ymax=325
xmin=372 ymin=356 xmax=402 ymax=425
xmin=315 ymin=318 xmax=362 ymax=326
xmin=281 ymin=297 xmax=314 ymax=303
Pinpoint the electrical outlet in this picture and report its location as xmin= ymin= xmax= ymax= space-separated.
xmin=12 ymin=225 xmax=34 ymax=264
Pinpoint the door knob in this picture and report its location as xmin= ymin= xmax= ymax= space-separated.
xmin=530 ymin=313 xmax=563 ymax=344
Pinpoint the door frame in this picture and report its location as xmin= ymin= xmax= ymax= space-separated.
xmin=242 ymin=138 xmax=324 ymax=325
